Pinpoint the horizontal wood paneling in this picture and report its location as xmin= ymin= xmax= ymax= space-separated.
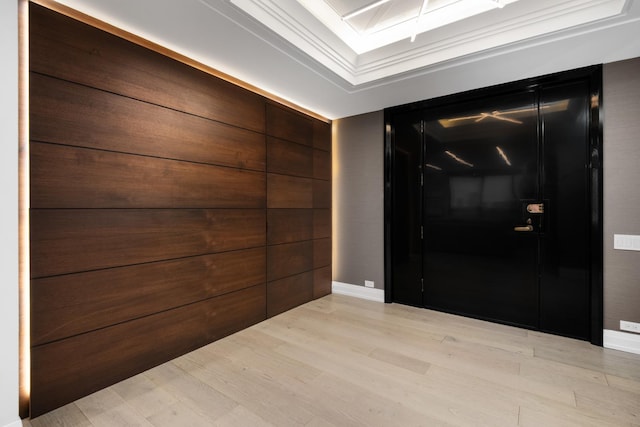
xmin=313 ymin=120 xmax=331 ymax=152
xmin=31 ymin=143 xmax=265 ymax=209
xmin=29 ymin=4 xmax=265 ymax=133
xmin=266 ymin=104 xmax=312 ymax=146
xmin=267 ymin=241 xmax=314 ymax=282
xmin=314 ymin=209 xmax=331 ymax=239
xmin=314 ymin=238 xmax=332 ymax=269
xmin=267 ymin=174 xmax=313 ymax=208
xmin=30 ymin=284 xmax=266 ymax=417
xmin=267 ymin=137 xmax=313 ymax=178
xmin=31 ymin=247 xmax=266 ymax=346
xmin=267 ymin=209 xmax=313 ymax=245
xmin=31 ymin=209 xmax=265 ymax=278
xmin=267 ymin=271 xmax=313 ymax=318
xmin=313 ymin=179 xmax=332 ymax=209
xmin=313 ymin=149 xmax=331 ymax=180
xmin=313 ymin=266 xmax=332 ymax=299
xmin=30 ymin=73 xmax=266 ymax=171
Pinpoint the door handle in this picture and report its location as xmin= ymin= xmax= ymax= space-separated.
xmin=514 ymin=218 xmax=533 ymax=232
xmin=514 ymin=224 xmax=534 ymax=232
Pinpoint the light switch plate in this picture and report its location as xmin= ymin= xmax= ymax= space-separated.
xmin=613 ymin=234 xmax=640 ymax=251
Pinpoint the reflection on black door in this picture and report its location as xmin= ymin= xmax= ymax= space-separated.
xmin=387 ymin=69 xmax=601 ymax=341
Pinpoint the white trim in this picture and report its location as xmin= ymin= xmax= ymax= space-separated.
xmin=332 ymin=281 xmax=385 ymax=302
xmin=603 ymin=329 xmax=640 ymax=355
xmin=3 ymin=419 xmax=24 ymax=427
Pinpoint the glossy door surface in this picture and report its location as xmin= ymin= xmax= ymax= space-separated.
xmin=422 ymin=91 xmax=540 ymax=328
xmin=387 ymin=72 xmax=597 ymax=340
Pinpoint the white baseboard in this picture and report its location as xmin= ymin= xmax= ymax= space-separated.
xmin=603 ymin=329 xmax=640 ymax=355
xmin=3 ymin=418 xmax=24 ymax=427
xmin=332 ymin=281 xmax=385 ymax=302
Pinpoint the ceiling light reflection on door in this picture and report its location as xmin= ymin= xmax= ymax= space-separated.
xmin=445 ymin=150 xmax=474 ymax=167
xmin=496 ymin=146 xmax=512 ymax=166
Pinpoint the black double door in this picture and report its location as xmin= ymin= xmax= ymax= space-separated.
xmin=387 ymin=71 xmax=601 ymax=342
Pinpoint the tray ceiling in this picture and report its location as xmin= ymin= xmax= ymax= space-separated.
xmin=228 ymin=0 xmax=630 ymax=84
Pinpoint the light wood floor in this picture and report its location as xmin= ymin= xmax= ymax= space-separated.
xmin=25 ymin=294 xmax=640 ymax=426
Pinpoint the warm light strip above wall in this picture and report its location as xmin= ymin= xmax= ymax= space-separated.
xmin=31 ymin=0 xmax=330 ymax=123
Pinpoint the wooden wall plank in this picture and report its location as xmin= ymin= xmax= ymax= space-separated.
xmin=31 ymin=209 xmax=266 ymax=278
xmin=314 ymin=238 xmax=332 ymax=269
xmin=31 ymin=143 xmax=265 ymax=209
xmin=313 ymin=149 xmax=331 ymax=180
xmin=267 ymin=271 xmax=313 ymax=318
xmin=29 ymin=4 xmax=265 ymax=133
xmin=313 ymin=209 xmax=331 ymax=240
xmin=266 ymin=104 xmax=312 ymax=146
xmin=313 ymin=266 xmax=332 ymax=299
xmin=267 ymin=241 xmax=314 ymax=282
xmin=30 ymin=284 xmax=266 ymax=417
xmin=267 ymin=174 xmax=313 ymax=208
xmin=30 ymin=73 xmax=266 ymax=171
xmin=31 ymin=247 xmax=266 ymax=346
xmin=313 ymin=179 xmax=332 ymax=209
xmin=267 ymin=209 xmax=313 ymax=245
xmin=267 ymin=137 xmax=313 ymax=178
xmin=313 ymin=120 xmax=331 ymax=152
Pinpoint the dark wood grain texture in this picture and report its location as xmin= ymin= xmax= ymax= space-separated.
xmin=267 ymin=241 xmax=314 ymax=282
xmin=29 ymin=4 xmax=265 ymax=133
xmin=314 ymin=238 xmax=332 ymax=269
xmin=31 ymin=209 xmax=266 ymax=278
xmin=30 ymin=284 xmax=266 ymax=417
xmin=267 ymin=137 xmax=313 ymax=178
xmin=267 ymin=271 xmax=313 ymax=318
xmin=313 ymin=120 xmax=331 ymax=152
xmin=313 ymin=209 xmax=331 ymax=240
xmin=31 ymin=143 xmax=265 ymax=209
xmin=313 ymin=179 xmax=332 ymax=209
xmin=266 ymin=103 xmax=312 ymax=146
xmin=267 ymin=209 xmax=313 ymax=245
xmin=30 ymin=73 xmax=266 ymax=171
xmin=267 ymin=173 xmax=313 ymax=208
xmin=313 ymin=149 xmax=331 ymax=180
xmin=313 ymin=266 xmax=332 ymax=299
xmin=31 ymin=247 xmax=266 ymax=346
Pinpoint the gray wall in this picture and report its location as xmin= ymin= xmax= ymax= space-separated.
xmin=333 ymin=111 xmax=384 ymax=289
xmin=603 ymin=57 xmax=640 ymax=331
xmin=333 ymin=58 xmax=640 ymax=334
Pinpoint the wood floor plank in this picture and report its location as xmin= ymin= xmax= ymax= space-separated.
xmin=26 ymin=294 xmax=640 ymax=427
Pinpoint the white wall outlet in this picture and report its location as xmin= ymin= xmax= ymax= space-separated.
xmin=620 ymin=320 xmax=640 ymax=334
xmin=613 ymin=234 xmax=640 ymax=251
xmin=364 ymin=280 xmax=374 ymax=288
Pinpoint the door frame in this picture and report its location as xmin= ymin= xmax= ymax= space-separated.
xmin=383 ymin=65 xmax=603 ymax=345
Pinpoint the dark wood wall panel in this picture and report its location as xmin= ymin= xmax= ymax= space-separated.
xmin=29 ymin=4 xmax=265 ymax=133
xmin=313 ymin=179 xmax=332 ymax=209
xmin=267 ymin=209 xmax=313 ymax=245
xmin=267 ymin=241 xmax=314 ymax=282
xmin=266 ymin=103 xmax=312 ymax=146
xmin=31 ymin=143 xmax=265 ymax=209
xmin=267 ymin=174 xmax=313 ymax=208
xmin=31 ymin=284 xmax=266 ymax=417
xmin=31 ymin=209 xmax=265 ymax=278
xmin=30 ymin=3 xmax=331 ymax=417
xmin=313 ymin=121 xmax=332 ymax=151
xmin=267 ymin=272 xmax=314 ymax=318
xmin=314 ymin=238 xmax=332 ymax=269
xmin=30 ymin=73 xmax=266 ymax=171
xmin=31 ymin=247 xmax=266 ymax=346
xmin=313 ymin=149 xmax=331 ymax=180
xmin=314 ymin=266 xmax=332 ymax=299
xmin=267 ymin=137 xmax=313 ymax=177
xmin=314 ymin=209 xmax=332 ymax=239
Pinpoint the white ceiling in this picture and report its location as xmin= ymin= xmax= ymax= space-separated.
xmin=50 ymin=0 xmax=640 ymax=119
